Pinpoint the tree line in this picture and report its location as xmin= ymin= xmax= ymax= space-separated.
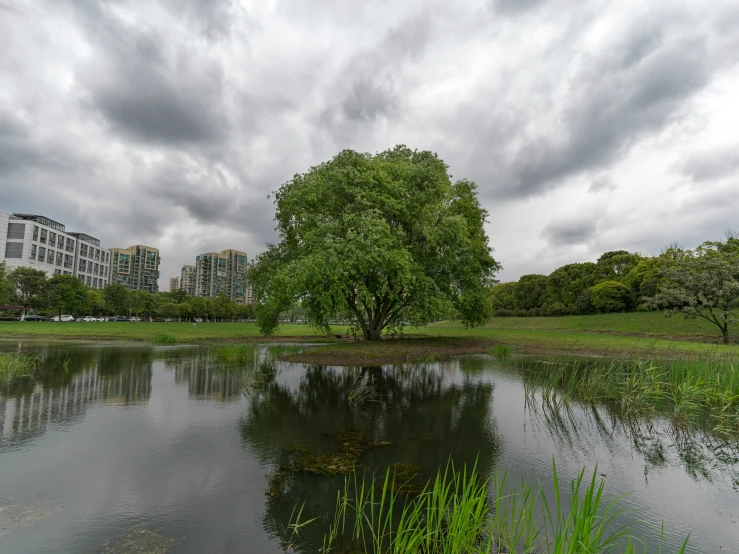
xmin=490 ymin=235 xmax=739 ymax=343
xmin=0 ymin=264 xmax=255 ymax=321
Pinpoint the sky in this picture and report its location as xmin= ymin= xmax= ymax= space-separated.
xmin=1 ymin=0 xmax=738 ymax=289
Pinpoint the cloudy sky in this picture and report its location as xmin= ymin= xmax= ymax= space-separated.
xmin=1 ymin=0 xmax=738 ymax=288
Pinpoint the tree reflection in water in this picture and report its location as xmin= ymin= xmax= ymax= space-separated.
xmin=239 ymin=361 xmax=501 ymax=553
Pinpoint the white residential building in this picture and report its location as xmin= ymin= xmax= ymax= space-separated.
xmin=0 ymin=212 xmax=109 ymax=289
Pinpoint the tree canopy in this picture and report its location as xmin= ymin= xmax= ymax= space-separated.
xmin=250 ymin=146 xmax=500 ymax=339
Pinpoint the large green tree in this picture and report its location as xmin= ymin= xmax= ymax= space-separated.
xmin=251 ymin=146 xmax=500 ymax=340
xmin=0 ymin=262 xmax=15 ymax=306
xmin=653 ymin=240 xmax=739 ymax=344
xmin=103 ymin=283 xmax=130 ymax=315
xmin=10 ymin=267 xmax=48 ymax=314
xmin=47 ymin=275 xmax=89 ymax=318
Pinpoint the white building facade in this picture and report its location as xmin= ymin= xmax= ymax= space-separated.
xmin=0 ymin=212 xmax=109 ymax=289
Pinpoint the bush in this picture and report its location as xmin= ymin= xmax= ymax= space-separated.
xmin=494 ymin=308 xmax=514 ymax=318
xmin=573 ymin=288 xmax=594 ymax=315
xmin=590 ymin=281 xmax=632 ymax=313
xmin=529 ymin=307 xmax=543 ymax=317
xmin=151 ymin=333 xmax=177 ymax=345
xmin=547 ymin=302 xmax=570 ymax=317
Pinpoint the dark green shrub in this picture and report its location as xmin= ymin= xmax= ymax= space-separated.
xmin=590 ymin=281 xmax=632 ymax=313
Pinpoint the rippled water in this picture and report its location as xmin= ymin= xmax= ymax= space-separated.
xmin=0 ymin=342 xmax=737 ymax=553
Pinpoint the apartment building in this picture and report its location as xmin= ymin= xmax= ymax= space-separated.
xmin=109 ymin=245 xmax=160 ymax=293
xmin=180 ymin=264 xmax=195 ymax=296
xmin=194 ymin=249 xmax=249 ymax=304
xmin=169 ymin=277 xmax=180 ymax=292
xmin=0 ymin=212 xmax=109 ymax=289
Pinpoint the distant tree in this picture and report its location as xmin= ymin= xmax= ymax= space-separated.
xmin=546 ymin=263 xmax=598 ymax=308
xmin=653 ymin=241 xmax=739 ymax=344
xmin=596 ymin=251 xmax=642 ymax=280
xmin=137 ymin=291 xmax=159 ymax=322
xmin=590 ymin=281 xmax=632 ymax=313
xmin=103 ymin=284 xmax=129 ymax=316
xmin=178 ymin=302 xmax=192 ymax=321
xmin=0 ymin=262 xmax=16 ymax=306
xmin=47 ymin=275 xmax=89 ymax=318
xmin=10 ymin=267 xmax=48 ymax=315
xmin=574 ymin=288 xmax=595 ymax=315
xmin=170 ymin=288 xmax=189 ymax=303
xmin=250 ymin=146 xmax=500 ymax=339
xmin=87 ymin=289 xmax=104 ymax=315
xmin=489 ymin=282 xmax=517 ymax=312
xmin=514 ymin=274 xmax=548 ymax=311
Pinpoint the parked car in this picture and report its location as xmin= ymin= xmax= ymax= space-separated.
xmin=129 ymin=316 xmax=141 ymax=322
xmin=82 ymin=316 xmax=97 ymax=322
xmin=50 ymin=315 xmax=75 ymax=322
xmin=114 ymin=316 xmax=130 ymax=322
xmin=14 ymin=314 xmax=46 ymax=322
xmin=96 ymin=317 xmax=106 ymax=322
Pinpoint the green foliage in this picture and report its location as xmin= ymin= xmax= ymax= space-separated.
xmin=0 ymin=262 xmax=15 ymax=305
xmin=10 ymin=266 xmax=48 ymax=310
xmin=489 ymin=344 xmax=511 ymax=359
xmin=47 ymin=274 xmax=89 ymax=317
xmin=596 ymin=250 xmax=642 ymax=279
xmin=590 ymin=281 xmax=632 ymax=313
xmin=0 ymin=352 xmax=42 ymax=380
xmin=104 ymin=283 xmax=130 ymax=315
xmin=250 ymin=145 xmax=500 ymax=340
xmin=319 ymin=459 xmax=688 ymax=554
xmin=653 ymin=240 xmax=739 ymax=344
xmin=546 ymin=262 xmax=599 ymax=308
xmin=514 ymin=274 xmax=548 ymax=311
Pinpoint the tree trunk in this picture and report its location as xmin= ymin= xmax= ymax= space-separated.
xmin=722 ymin=327 xmax=729 ymax=345
xmin=364 ymin=323 xmax=383 ymax=340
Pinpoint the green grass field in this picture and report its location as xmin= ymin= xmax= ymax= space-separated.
xmin=0 ymin=312 xmax=736 ymax=360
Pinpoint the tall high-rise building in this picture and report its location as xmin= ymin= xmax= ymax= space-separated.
xmin=0 ymin=211 xmax=109 ymax=289
xmin=194 ymin=249 xmax=248 ymax=304
xmin=109 ymin=245 xmax=160 ymax=293
xmin=180 ymin=264 xmax=195 ymax=296
xmin=169 ymin=277 xmax=180 ymax=292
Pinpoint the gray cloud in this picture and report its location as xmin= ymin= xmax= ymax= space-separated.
xmin=678 ymin=146 xmax=739 ymax=182
xmin=588 ymin=175 xmax=617 ymax=194
xmin=3 ymin=0 xmax=739 ymax=286
xmin=543 ymin=218 xmax=598 ymax=247
xmin=491 ymin=0 xmax=547 ymax=15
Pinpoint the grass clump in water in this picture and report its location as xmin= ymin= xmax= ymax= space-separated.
xmin=0 ymin=352 xmax=42 ymax=380
xmin=347 ymin=374 xmax=380 ymax=405
xmin=210 ymin=343 xmax=256 ymax=364
xmin=85 ymin=523 xmax=176 ymax=553
xmin=524 ymin=352 xmax=739 ymax=439
xmin=489 ymin=344 xmax=512 ymax=359
xmin=318 ymin=459 xmax=689 ymax=554
xmin=150 ymin=333 xmax=178 ymax=345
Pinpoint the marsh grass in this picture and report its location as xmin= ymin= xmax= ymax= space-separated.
xmin=151 ymin=333 xmax=178 ymax=345
xmin=523 ymin=352 xmax=739 ymax=439
xmin=318 ymin=459 xmax=689 ymax=554
xmin=489 ymin=344 xmax=512 ymax=359
xmin=0 ymin=352 xmax=42 ymax=380
xmin=347 ymin=374 xmax=380 ymax=405
xmin=210 ymin=343 xmax=257 ymax=364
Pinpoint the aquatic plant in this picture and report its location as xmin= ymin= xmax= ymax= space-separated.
xmin=210 ymin=343 xmax=256 ymax=365
xmin=346 ymin=374 xmax=380 ymax=405
xmin=150 ymin=333 xmax=178 ymax=345
xmin=318 ymin=459 xmax=689 ymax=554
xmin=489 ymin=344 xmax=512 ymax=359
xmin=523 ymin=352 xmax=739 ymax=439
xmin=0 ymin=352 xmax=42 ymax=380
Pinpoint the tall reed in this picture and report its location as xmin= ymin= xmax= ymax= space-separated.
xmin=0 ymin=352 xmax=42 ymax=380
xmin=319 ymin=459 xmax=689 ymax=554
xmin=523 ymin=352 xmax=739 ymax=439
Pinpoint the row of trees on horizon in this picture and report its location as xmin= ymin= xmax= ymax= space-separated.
xmin=0 ymin=265 xmax=255 ymax=321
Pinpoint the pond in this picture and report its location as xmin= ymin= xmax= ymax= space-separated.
xmin=0 ymin=342 xmax=737 ymax=553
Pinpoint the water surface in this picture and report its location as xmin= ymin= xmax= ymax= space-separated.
xmin=0 ymin=342 xmax=737 ymax=553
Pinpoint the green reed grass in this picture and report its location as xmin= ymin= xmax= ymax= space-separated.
xmin=318 ymin=459 xmax=688 ymax=554
xmin=210 ymin=343 xmax=257 ymax=365
xmin=0 ymin=352 xmax=42 ymax=380
xmin=524 ymin=352 xmax=739 ymax=439
xmin=346 ymin=374 xmax=380 ymax=405
xmin=150 ymin=333 xmax=178 ymax=345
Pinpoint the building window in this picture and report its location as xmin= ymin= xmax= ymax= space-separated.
xmin=95 ymin=249 xmax=100 ymax=261
xmin=31 ymin=244 xmax=37 ymax=259
xmin=33 ymin=226 xmax=39 ymax=241
xmin=40 ymin=229 xmax=47 ymax=244
xmin=64 ymin=271 xmax=70 ymax=276
xmin=57 ymin=235 xmax=64 ymax=248
xmin=80 ymin=244 xmax=88 ymax=257
xmin=7 ymin=222 xmax=26 ymax=239
xmin=38 ymin=246 xmax=46 ymax=261
xmin=49 ymin=231 xmax=56 ymax=245
xmin=47 ymin=249 xmax=54 ymax=263
xmin=56 ymin=252 xmax=63 ymax=266
xmin=86 ymin=276 xmax=91 ymax=285
xmin=55 ymin=269 xmax=61 ymax=275
xmin=89 ymin=248 xmax=95 ymax=259
xmin=64 ymin=254 xmax=73 ymax=268
xmin=4 ymin=242 xmax=23 ymax=258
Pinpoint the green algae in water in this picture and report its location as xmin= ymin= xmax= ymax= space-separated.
xmin=0 ymin=496 xmax=52 ymax=537
xmin=85 ymin=524 xmax=177 ymax=554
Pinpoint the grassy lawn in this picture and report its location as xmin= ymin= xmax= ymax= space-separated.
xmin=1 ymin=312 xmax=736 ymax=362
